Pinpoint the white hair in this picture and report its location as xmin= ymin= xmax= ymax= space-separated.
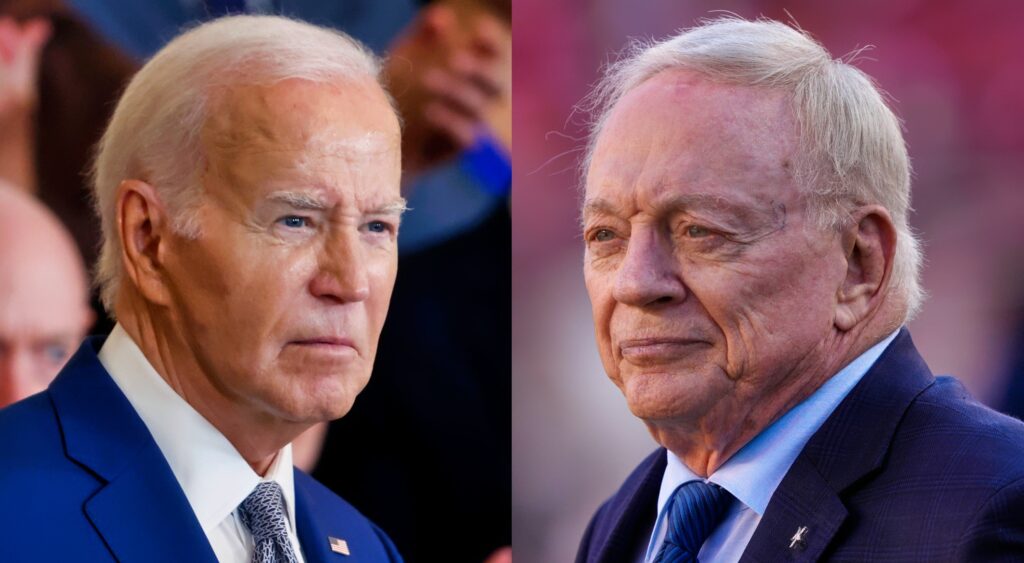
xmin=583 ymin=16 xmax=925 ymax=320
xmin=92 ymin=15 xmax=390 ymax=314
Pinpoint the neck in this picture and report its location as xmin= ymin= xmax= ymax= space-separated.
xmin=114 ymin=292 xmax=308 ymax=475
xmin=648 ymin=324 xmax=894 ymax=477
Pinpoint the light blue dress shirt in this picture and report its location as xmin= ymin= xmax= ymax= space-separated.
xmin=644 ymin=329 xmax=901 ymax=563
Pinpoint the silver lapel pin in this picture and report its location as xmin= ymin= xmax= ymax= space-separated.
xmin=789 ymin=526 xmax=809 ymax=550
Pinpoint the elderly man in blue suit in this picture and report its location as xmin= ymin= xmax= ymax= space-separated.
xmin=0 ymin=15 xmax=406 ymax=563
xmin=575 ymin=17 xmax=1024 ymax=563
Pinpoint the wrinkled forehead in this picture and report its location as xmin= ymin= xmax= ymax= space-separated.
xmin=198 ymin=78 xmax=402 ymax=203
xmin=584 ymin=70 xmax=801 ymax=209
xmin=0 ymin=234 xmax=88 ymax=334
xmin=201 ymin=77 xmax=401 ymax=158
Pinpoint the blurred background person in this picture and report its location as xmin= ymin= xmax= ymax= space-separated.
xmin=0 ymin=1 xmax=143 ymax=336
xmin=0 ymin=14 xmax=48 ymax=192
xmin=1 ymin=0 xmax=509 ymax=561
xmin=0 ymin=182 xmax=91 ymax=407
xmin=312 ymin=4 xmax=512 ymax=563
xmin=513 ymin=1 xmax=1024 ymax=562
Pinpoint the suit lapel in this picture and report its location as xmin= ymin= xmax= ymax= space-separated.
xmin=294 ymin=472 xmax=369 ymax=563
xmin=295 ymin=477 xmax=332 ymax=563
xmin=741 ymin=329 xmax=935 ymax=562
xmin=83 ymin=444 xmax=218 ymax=562
xmin=738 ymin=455 xmax=848 ymax=562
xmin=49 ymin=337 xmax=217 ymax=563
xmin=592 ymin=449 xmax=665 ymax=563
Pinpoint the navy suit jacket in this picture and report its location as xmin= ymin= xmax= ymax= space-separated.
xmin=0 ymin=337 xmax=403 ymax=563
xmin=576 ymin=330 xmax=1024 ymax=562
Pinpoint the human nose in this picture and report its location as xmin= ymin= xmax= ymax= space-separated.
xmin=309 ymin=228 xmax=370 ymax=303
xmin=0 ymin=346 xmax=38 ymax=409
xmin=612 ymin=226 xmax=686 ymax=307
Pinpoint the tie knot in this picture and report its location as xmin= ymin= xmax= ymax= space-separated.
xmin=239 ymin=481 xmax=290 ymax=542
xmin=655 ymin=481 xmax=733 ymax=562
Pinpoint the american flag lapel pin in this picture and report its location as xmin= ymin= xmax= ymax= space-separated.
xmin=329 ymin=536 xmax=351 ymax=556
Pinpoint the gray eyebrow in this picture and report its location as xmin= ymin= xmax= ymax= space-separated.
xmin=371 ymin=199 xmax=410 ymax=216
xmin=582 ymin=193 xmax=762 ymax=219
xmin=580 ymin=192 xmax=785 ymax=235
xmin=580 ymin=193 xmax=730 ymax=221
xmin=581 ymin=197 xmax=619 ymax=218
xmin=265 ymin=192 xmax=409 ymax=216
xmin=266 ymin=191 xmax=329 ymax=210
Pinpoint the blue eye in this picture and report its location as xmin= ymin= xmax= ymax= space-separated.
xmin=278 ymin=216 xmax=310 ymax=229
xmin=686 ymin=225 xmax=712 ymax=238
xmin=366 ymin=220 xmax=389 ymax=233
xmin=42 ymin=343 xmax=70 ymax=364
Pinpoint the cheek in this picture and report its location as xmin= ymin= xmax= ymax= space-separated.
xmin=167 ymin=241 xmax=234 ymax=331
xmin=173 ymin=235 xmax=313 ymax=347
xmin=583 ymin=266 xmax=618 ymax=369
xmin=364 ymin=251 xmax=399 ymax=341
xmin=700 ymin=249 xmax=840 ymax=367
xmin=371 ymin=259 xmax=397 ymax=316
xmin=765 ymin=245 xmax=843 ymax=321
xmin=583 ymin=266 xmax=609 ymax=328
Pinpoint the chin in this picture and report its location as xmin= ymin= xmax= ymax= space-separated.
xmin=626 ymin=395 xmax=702 ymax=423
xmin=621 ymin=371 xmax=724 ymax=424
xmin=275 ymin=398 xmax=352 ymax=424
xmin=321 ymin=395 xmax=358 ymax=421
xmin=310 ymin=381 xmax=364 ymax=418
xmin=264 ymin=375 xmax=364 ymax=424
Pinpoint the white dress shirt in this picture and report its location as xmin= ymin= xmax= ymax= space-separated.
xmin=98 ymin=324 xmax=307 ymax=563
xmin=644 ymin=329 xmax=901 ymax=562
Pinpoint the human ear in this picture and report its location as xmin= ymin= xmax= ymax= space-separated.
xmin=116 ymin=179 xmax=173 ymax=306
xmin=834 ymin=205 xmax=897 ymax=331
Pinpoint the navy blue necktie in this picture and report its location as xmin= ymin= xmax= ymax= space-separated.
xmin=239 ymin=481 xmax=299 ymax=563
xmin=653 ymin=481 xmax=733 ymax=563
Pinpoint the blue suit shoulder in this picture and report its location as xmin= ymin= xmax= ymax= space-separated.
xmin=879 ymin=375 xmax=1024 ymax=558
xmin=0 ymin=391 xmax=61 ymax=460
xmin=904 ymin=375 xmax=1024 ymax=478
xmin=0 ymin=392 xmax=114 ymax=560
xmin=0 ymin=390 xmax=102 ymax=498
xmin=575 ymin=448 xmax=665 ymax=563
xmin=293 ymin=468 xmax=404 ymax=562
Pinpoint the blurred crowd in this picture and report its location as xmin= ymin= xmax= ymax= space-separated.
xmin=512 ymin=0 xmax=1024 ymax=561
xmin=0 ymin=0 xmax=509 ymax=561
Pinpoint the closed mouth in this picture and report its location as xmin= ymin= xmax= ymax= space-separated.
xmin=289 ymin=337 xmax=356 ymax=349
xmin=618 ymin=338 xmax=709 ymax=363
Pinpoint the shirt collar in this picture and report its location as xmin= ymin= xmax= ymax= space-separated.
xmin=98 ymin=324 xmax=299 ymax=535
xmin=656 ymin=329 xmax=901 ymax=516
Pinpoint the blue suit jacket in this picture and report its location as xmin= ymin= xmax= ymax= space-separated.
xmin=0 ymin=337 xmax=403 ymax=563
xmin=576 ymin=330 xmax=1024 ymax=562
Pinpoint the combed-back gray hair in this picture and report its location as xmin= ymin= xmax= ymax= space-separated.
xmin=583 ymin=16 xmax=924 ymax=320
xmin=92 ymin=15 xmax=389 ymax=314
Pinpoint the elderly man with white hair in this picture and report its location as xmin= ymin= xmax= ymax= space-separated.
xmin=574 ymin=17 xmax=1024 ymax=563
xmin=0 ymin=16 xmax=405 ymax=563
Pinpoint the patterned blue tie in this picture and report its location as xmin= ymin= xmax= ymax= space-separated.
xmin=653 ymin=481 xmax=733 ymax=563
xmin=239 ymin=481 xmax=300 ymax=563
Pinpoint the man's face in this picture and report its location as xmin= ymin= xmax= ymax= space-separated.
xmin=0 ymin=201 xmax=90 ymax=408
xmin=160 ymin=78 xmax=403 ymax=424
xmin=582 ymin=70 xmax=846 ymax=426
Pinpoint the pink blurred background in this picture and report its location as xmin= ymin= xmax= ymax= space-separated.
xmin=511 ymin=1 xmax=1024 ymax=561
